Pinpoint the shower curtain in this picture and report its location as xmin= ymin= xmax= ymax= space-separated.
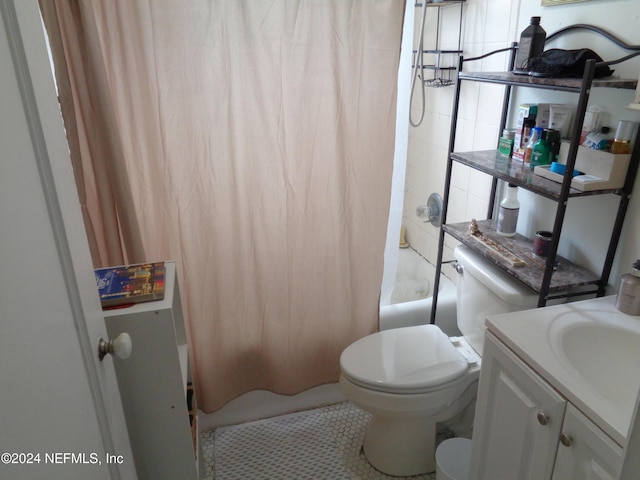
xmin=42 ymin=0 xmax=405 ymax=412
xmin=380 ymin=1 xmax=413 ymax=307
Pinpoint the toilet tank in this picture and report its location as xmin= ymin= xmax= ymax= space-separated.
xmin=454 ymin=245 xmax=538 ymax=355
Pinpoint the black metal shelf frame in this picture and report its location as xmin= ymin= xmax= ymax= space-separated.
xmin=430 ymin=25 xmax=640 ymax=323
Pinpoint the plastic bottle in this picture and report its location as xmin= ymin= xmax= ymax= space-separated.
xmin=616 ymin=260 xmax=640 ymax=315
xmin=530 ymin=129 xmax=551 ymax=170
xmin=513 ymin=17 xmax=546 ymax=72
xmin=524 ymin=127 xmax=542 ymax=164
xmin=611 ymin=120 xmax=636 ymax=154
xmin=497 ymin=184 xmax=520 ymax=237
xmin=545 ymin=128 xmax=561 ymax=163
xmin=580 ymin=105 xmax=605 ymax=144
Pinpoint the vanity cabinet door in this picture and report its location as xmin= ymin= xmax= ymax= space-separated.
xmin=552 ymin=404 xmax=623 ymax=480
xmin=470 ymin=333 xmax=567 ymax=480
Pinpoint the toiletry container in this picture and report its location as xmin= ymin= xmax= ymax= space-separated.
xmin=616 ymin=260 xmax=640 ymax=315
xmin=583 ymin=126 xmax=612 ymax=150
xmin=530 ymin=129 xmax=551 ymax=169
xmin=611 ymin=120 xmax=637 ymax=154
xmin=580 ymin=105 xmax=605 ymax=144
xmin=498 ymin=129 xmax=515 ymax=157
xmin=524 ymin=127 xmax=542 ymax=164
xmin=497 ymin=184 xmax=519 ymax=237
xmin=545 ymin=128 xmax=561 ymax=163
xmin=513 ymin=17 xmax=546 ymax=72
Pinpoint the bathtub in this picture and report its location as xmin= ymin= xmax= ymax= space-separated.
xmin=380 ymin=247 xmax=459 ymax=336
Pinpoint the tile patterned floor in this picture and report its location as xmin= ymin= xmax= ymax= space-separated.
xmin=201 ymin=401 xmax=436 ymax=480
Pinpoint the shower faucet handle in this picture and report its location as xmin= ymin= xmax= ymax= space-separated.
xmin=415 ymin=193 xmax=443 ymax=227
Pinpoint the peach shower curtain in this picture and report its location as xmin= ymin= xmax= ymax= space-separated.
xmin=42 ymin=0 xmax=404 ymax=412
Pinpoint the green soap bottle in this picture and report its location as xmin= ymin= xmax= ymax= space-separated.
xmin=530 ymin=129 xmax=551 ymax=170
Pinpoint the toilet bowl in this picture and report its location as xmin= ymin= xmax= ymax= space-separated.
xmin=340 ymin=325 xmax=480 ymax=476
xmin=339 ymin=246 xmax=539 ymax=476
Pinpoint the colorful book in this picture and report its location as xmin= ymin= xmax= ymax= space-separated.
xmin=95 ymin=262 xmax=166 ymax=308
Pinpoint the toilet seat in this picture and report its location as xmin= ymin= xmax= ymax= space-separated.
xmin=340 ymin=325 xmax=469 ymax=394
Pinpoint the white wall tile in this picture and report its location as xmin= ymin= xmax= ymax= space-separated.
xmin=467 ymin=169 xmax=493 ymax=200
xmin=484 ymin=0 xmax=514 ymax=43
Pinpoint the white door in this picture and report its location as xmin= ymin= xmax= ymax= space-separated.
xmin=469 ymin=333 xmax=567 ymax=480
xmin=552 ymin=404 xmax=623 ymax=480
xmin=0 ymin=1 xmax=136 ymax=479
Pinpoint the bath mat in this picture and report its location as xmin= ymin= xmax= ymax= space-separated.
xmin=201 ymin=401 xmax=436 ymax=480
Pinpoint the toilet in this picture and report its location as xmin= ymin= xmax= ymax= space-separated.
xmin=339 ymin=245 xmax=538 ymax=476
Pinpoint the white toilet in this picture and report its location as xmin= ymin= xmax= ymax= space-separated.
xmin=339 ymin=245 xmax=539 ymax=476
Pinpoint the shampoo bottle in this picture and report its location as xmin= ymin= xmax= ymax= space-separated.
xmin=616 ymin=260 xmax=640 ymax=315
xmin=497 ymin=184 xmax=520 ymax=237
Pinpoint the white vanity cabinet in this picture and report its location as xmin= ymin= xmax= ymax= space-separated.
xmin=103 ymin=261 xmax=204 ymax=479
xmin=470 ymin=332 xmax=623 ymax=480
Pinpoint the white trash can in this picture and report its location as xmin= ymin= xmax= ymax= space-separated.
xmin=435 ymin=438 xmax=471 ymax=480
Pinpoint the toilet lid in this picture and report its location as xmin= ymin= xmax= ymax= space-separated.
xmin=340 ymin=325 xmax=468 ymax=394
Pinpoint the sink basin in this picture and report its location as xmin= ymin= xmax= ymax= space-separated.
xmin=549 ymin=309 xmax=640 ymax=412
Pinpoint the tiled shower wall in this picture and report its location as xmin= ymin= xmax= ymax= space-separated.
xmin=403 ymin=0 xmax=521 ymax=279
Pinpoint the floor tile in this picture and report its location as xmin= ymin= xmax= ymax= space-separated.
xmin=201 ymin=402 xmax=437 ymax=480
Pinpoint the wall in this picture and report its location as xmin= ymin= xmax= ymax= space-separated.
xmin=404 ymin=0 xmax=640 ymax=290
xmin=405 ymin=0 xmax=522 ymax=277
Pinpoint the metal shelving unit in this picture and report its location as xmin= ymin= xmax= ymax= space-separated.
xmin=430 ymin=26 xmax=640 ymax=322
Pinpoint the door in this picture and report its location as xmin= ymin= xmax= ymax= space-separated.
xmin=0 ymin=1 xmax=136 ymax=479
xmin=552 ymin=404 xmax=623 ymax=480
xmin=469 ymin=333 xmax=566 ymax=480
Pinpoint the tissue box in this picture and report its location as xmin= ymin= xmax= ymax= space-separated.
xmin=535 ymin=145 xmax=631 ymax=191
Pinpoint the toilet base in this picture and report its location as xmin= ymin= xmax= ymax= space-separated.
xmin=363 ymin=414 xmax=436 ymax=476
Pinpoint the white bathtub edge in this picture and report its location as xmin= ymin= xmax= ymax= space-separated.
xmin=379 ymin=277 xmax=459 ymax=336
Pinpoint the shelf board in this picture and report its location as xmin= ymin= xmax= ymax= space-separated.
xmin=451 ymin=150 xmax=622 ymax=200
xmin=415 ymin=0 xmax=466 ymax=7
xmin=459 ymin=71 xmax=638 ymax=92
xmin=413 ymin=50 xmax=463 ymax=55
xmin=423 ymin=49 xmax=464 ymax=54
xmin=443 ymin=220 xmax=600 ymax=293
xmin=415 ymin=65 xmax=457 ymax=71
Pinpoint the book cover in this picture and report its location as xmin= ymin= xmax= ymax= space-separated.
xmin=95 ymin=262 xmax=166 ymax=308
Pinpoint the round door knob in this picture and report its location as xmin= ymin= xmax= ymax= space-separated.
xmin=537 ymin=412 xmax=549 ymax=426
xmin=98 ymin=333 xmax=132 ymax=361
xmin=559 ymin=432 xmax=573 ymax=447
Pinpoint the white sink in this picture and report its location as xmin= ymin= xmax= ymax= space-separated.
xmin=549 ymin=310 xmax=640 ymax=414
xmin=486 ymin=296 xmax=640 ymax=445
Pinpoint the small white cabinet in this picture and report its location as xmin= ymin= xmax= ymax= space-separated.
xmin=103 ymin=261 xmax=204 ymax=479
xmin=470 ymin=332 xmax=622 ymax=480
